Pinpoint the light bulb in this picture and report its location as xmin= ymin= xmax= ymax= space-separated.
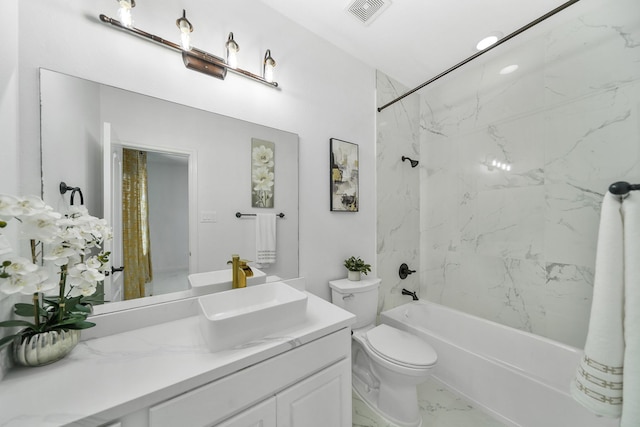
xmin=263 ymin=49 xmax=276 ymax=83
xmin=176 ymin=10 xmax=193 ymax=51
xmin=180 ymin=32 xmax=191 ymax=51
xmin=117 ymin=0 xmax=134 ymax=28
xmin=227 ymin=50 xmax=238 ymax=68
xmin=226 ymin=33 xmax=240 ymax=68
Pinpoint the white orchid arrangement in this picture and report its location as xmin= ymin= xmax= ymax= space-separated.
xmin=0 ymin=195 xmax=112 ymax=347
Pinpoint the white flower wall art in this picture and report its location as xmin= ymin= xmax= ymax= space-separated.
xmin=251 ymin=139 xmax=275 ymax=208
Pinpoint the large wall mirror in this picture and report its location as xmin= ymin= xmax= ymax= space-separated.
xmin=40 ymin=69 xmax=299 ymax=313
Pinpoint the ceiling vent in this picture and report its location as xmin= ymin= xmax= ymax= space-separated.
xmin=347 ymin=0 xmax=391 ymax=26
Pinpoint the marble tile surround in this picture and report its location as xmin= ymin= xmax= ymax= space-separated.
xmin=376 ymin=75 xmax=421 ymax=313
xmin=377 ymin=0 xmax=640 ymax=348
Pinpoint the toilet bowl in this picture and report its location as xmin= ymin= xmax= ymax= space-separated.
xmin=329 ymin=278 xmax=437 ymax=427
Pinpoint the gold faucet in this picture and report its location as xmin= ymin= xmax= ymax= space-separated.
xmin=227 ymin=254 xmax=254 ymax=288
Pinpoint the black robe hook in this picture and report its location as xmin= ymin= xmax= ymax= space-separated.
xmin=59 ymin=182 xmax=85 ymax=205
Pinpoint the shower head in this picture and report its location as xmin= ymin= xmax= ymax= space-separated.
xmin=402 ymin=156 xmax=419 ymax=168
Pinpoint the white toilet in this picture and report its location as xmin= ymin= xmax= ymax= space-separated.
xmin=329 ymin=277 xmax=437 ymax=427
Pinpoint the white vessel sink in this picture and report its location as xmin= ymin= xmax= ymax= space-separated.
xmin=188 ymin=267 xmax=266 ymax=295
xmin=198 ymin=282 xmax=308 ymax=352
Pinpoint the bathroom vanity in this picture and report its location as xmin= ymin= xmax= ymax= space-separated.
xmin=0 ymin=288 xmax=355 ymax=427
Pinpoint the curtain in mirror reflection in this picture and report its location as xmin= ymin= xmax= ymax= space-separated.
xmin=123 ymin=149 xmax=153 ymax=299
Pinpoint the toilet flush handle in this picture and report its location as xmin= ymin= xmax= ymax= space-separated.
xmin=342 ymin=293 xmax=354 ymax=300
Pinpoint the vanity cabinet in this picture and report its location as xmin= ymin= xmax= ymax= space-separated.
xmin=145 ymin=328 xmax=351 ymax=427
xmin=276 ymin=359 xmax=350 ymax=427
xmin=213 ymin=359 xmax=350 ymax=427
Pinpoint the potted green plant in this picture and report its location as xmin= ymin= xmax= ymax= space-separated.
xmin=0 ymin=195 xmax=111 ymax=366
xmin=344 ymin=256 xmax=371 ymax=281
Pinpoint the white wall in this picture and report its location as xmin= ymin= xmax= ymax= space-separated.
xmin=147 ymin=153 xmax=189 ymax=274
xmin=40 ymin=69 xmax=102 ymax=215
xmin=0 ymin=0 xmax=20 ymax=382
xmin=15 ymin=0 xmax=377 ymax=300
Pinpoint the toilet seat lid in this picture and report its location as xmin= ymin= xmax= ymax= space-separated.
xmin=365 ymin=324 xmax=437 ymax=368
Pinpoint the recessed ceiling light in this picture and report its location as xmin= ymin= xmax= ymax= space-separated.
xmin=476 ymin=35 xmax=499 ymax=51
xmin=499 ymin=64 xmax=519 ymax=75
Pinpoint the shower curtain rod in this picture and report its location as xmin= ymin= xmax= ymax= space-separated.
xmin=377 ymin=0 xmax=582 ymax=112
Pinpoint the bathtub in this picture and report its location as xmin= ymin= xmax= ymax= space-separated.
xmin=381 ymin=301 xmax=619 ymax=427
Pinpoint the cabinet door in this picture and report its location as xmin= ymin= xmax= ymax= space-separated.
xmin=215 ymin=397 xmax=276 ymax=427
xmin=276 ymin=359 xmax=351 ymax=427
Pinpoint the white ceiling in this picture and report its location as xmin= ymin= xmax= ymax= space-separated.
xmin=259 ymin=0 xmax=569 ymax=89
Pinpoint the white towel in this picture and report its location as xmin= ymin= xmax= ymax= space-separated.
xmin=621 ymin=193 xmax=640 ymax=426
xmin=256 ymin=213 xmax=276 ymax=265
xmin=571 ymin=192 xmax=624 ymax=417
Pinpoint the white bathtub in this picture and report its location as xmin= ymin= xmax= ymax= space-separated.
xmin=381 ymin=301 xmax=620 ymax=427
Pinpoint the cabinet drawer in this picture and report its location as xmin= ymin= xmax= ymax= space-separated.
xmin=149 ymin=328 xmax=350 ymax=427
xmin=215 ymin=397 xmax=276 ymax=427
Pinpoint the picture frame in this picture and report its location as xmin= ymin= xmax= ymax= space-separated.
xmin=251 ymin=138 xmax=275 ymax=208
xmin=330 ymin=138 xmax=359 ymax=212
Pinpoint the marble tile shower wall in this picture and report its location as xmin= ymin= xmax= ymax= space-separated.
xmin=376 ymin=73 xmax=421 ymax=313
xmin=419 ymin=0 xmax=640 ymax=347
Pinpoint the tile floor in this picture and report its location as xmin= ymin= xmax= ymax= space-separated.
xmin=352 ymin=377 xmax=506 ymax=427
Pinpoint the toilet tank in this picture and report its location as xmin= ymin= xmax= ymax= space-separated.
xmin=329 ymin=278 xmax=380 ymax=329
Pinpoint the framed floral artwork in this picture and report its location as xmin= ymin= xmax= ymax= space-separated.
xmin=330 ymin=138 xmax=359 ymax=212
xmin=251 ymin=139 xmax=275 ymax=208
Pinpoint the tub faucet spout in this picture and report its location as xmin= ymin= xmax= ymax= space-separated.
xmin=402 ymin=288 xmax=419 ymax=301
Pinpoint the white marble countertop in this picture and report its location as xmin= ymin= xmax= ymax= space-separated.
xmin=0 ymin=292 xmax=354 ymax=427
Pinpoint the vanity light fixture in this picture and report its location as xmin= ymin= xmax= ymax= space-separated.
xmin=99 ymin=2 xmax=280 ymax=88
xmin=225 ymin=33 xmax=240 ymax=68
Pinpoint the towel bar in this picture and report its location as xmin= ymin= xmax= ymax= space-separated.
xmin=235 ymin=212 xmax=285 ymax=218
xmin=609 ymin=181 xmax=640 ymax=196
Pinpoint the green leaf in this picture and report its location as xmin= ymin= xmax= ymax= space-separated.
xmin=82 ymin=293 xmax=104 ymax=304
xmin=71 ymin=304 xmax=92 ymax=313
xmin=51 ymin=317 xmax=88 ymax=328
xmin=14 ymin=303 xmax=47 ymax=317
xmin=64 ymin=321 xmax=96 ymax=330
xmin=0 ymin=320 xmax=37 ymax=329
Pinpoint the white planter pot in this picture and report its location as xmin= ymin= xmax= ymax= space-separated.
xmin=347 ymin=271 xmax=361 ymax=281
